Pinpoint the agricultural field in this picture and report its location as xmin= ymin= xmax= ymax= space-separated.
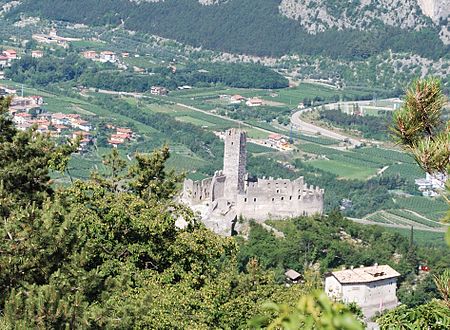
xmin=364 ymin=209 xmax=445 ymax=230
xmin=309 ymin=159 xmax=377 ymax=180
xmin=298 ymin=142 xmax=424 ymax=181
xmin=393 ymin=197 xmax=448 ymax=222
xmin=389 ymin=227 xmax=447 ymax=247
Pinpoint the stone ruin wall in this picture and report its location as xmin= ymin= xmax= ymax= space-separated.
xmin=183 ymin=171 xmax=226 ymax=204
xmin=235 ymin=177 xmax=324 ymax=220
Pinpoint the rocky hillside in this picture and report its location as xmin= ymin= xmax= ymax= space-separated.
xmin=7 ymin=0 xmax=450 ymax=57
xmin=279 ymin=0 xmax=450 ymax=43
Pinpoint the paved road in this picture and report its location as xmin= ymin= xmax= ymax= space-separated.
xmin=291 ymin=98 xmax=402 ymax=146
xmin=175 ymin=103 xmax=284 ymax=137
xmin=291 ymin=109 xmax=362 ymax=146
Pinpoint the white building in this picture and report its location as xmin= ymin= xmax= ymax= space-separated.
xmin=99 ymin=51 xmax=117 ymax=63
xmin=31 ymin=50 xmax=44 ymax=58
xmin=0 ymin=55 xmax=8 ymax=68
xmin=415 ymin=172 xmax=448 ymax=196
xmin=246 ymin=97 xmax=263 ymax=107
xmin=325 ymin=264 xmax=400 ymax=319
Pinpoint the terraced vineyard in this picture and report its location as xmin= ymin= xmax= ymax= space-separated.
xmin=364 ymin=209 xmax=446 ymax=231
xmin=394 ymin=197 xmax=448 ymax=222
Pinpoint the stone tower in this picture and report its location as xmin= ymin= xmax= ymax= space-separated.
xmin=223 ymin=128 xmax=247 ymax=201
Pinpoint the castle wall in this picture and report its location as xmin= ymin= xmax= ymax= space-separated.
xmin=211 ymin=172 xmax=226 ymax=201
xmin=235 ymin=177 xmax=324 ymax=220
xmin=183 ymin=177 xmax=213 ymax=204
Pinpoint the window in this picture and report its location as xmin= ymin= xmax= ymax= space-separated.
xmin=271 ymin=198 xmax=274 ymax=201
xmin=244 ymin=198 xmax=247 ymax=202
xmin=298 ymin=195 xmax=301 ymax=199
xmin=289 ymin=196 xmax=292 ymax=200
xmin=281 ymin=197 xmax=284 ymax=201
xmin=253 ymin=198 xmax=257 ymax=202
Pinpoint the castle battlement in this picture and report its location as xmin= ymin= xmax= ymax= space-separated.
xmin=182 ymin=129 xmax=324 ymax=234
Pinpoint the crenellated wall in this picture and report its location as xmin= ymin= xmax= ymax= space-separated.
xmin=235 ymin=176 xmax=324 ymax=220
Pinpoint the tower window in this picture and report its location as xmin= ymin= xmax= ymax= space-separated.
xmin=253 ymin=198 xmax=257 ymax=202
xmin=281 ymin=197 xmax=284 ymax=201
xmin=244 ymin=198 xmax=247 ymax=202
xmin=271 ymin=198 xmax=274 ymax=201
xmin=289 ymin=196 xmax=292 ymax=200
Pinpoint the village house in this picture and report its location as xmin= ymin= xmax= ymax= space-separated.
xmin=52 ymin=124 xmax=68 ymax=134
xmin=121 ymin=52 xmax=130 ymax=58
xmin=73 ymin=131 xmax=93 ymax=151
xmin=284 ymin=269 xmax=302 ymax=284
xmin=246 ymin=97 xmax=263 ymax=107
xmin=266 ymin=133 xmax=291 ymax=150
xmin=150 ymin=86 xmax=169 ymax=96
xmin=0 ymin=55 xmax=9 ymax=68
xmin=51 ymin=113 xmax=71 ymax=126
xmin=3 ymin=49 xmax=17 ymax=60
xmin=13 ymin=112 xmax=32 ymax=125
xmin=82 ymin=50 xmax=97 ymax=59
xmin=99 ymin=51 xmax=117 ymax=63
xmin=230 ymin=94 xmax=245 ymax=104
xmin=116 ymin=127 xmax=133 ymax=136
xmin=31 ymin=50 xmax=44 ymax=58
xmin=325 ymin=264 xmax=400 ymax=319
xmin=108 ymin=137 xmax=125 ymax=148
xmin=108 ymin=127 xmax=134 ymax=147
xmin=30 ymin=95 xmax=44 ymax=106
xmin=71 ymin=118 xmax=92 ymax=132
xmin=30 ymin=119 xmax=51 ymax=133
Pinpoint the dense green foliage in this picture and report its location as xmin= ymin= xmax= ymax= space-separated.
xmin=222 ymin=104 xmax=292 ymax=125
xmin=11 ymin=0 xmax=449 ymax=60
xmin=238 ymin=214 xmax=417 ymax=278
xmin=6 ymin=55 xmax=89 ymax=85
xmin=6 ymin=55 xmax=288 ymax=91
xmin=319 ymin=109 xmax=393 ymax=140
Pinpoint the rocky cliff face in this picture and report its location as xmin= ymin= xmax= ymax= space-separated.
xmin=278 ymin=0 xmax=449 ymax=43
xmin=279 ymin=0 xmax=431 ymax=33
xmin=418 ymin=0 xmax=450 ymax=21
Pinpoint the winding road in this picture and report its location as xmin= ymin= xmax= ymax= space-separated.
xmin=290 ymin=99 xmax=401 ymax=146
xmin=291 ymin=109 xmax=362 ymax=146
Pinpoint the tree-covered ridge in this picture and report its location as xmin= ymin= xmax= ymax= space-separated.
xmin=10 ymin=0 xmax=449 ymax=59
xmin=6 ymin=56 xmax=288 ymax=90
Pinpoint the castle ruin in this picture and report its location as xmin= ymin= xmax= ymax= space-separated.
xmin=182 ymin=128 xmax=324 ymax=235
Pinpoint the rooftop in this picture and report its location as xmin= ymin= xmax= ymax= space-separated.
xmin=329 ymin=265 xmax=400 ymax=284
xmin=285 ymin=269 xmax=302 ymax=281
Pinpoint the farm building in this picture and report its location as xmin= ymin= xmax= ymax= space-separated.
xmin=325 ymin=264 xmax=400 ymax=319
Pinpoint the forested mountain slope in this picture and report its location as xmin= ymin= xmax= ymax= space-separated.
xmin=7 ymin=0 xmax=450 ymax=59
